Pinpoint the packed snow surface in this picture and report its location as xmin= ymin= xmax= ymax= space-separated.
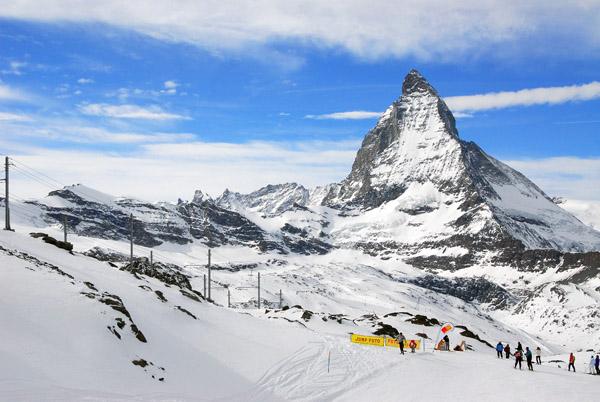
xmin=1 ymin=226 xmax=599 ymax=401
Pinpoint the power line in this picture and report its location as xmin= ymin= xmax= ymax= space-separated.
xmin=10 ymin=157 xmax=112 ymax=206
xmin=11 ymin=165 xmax=61 ymax=192
xmin=10 ymin=158 xmax=66 ymax=189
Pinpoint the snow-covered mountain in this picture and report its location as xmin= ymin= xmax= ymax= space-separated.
xmin=2 ymin=70 xmax=599 ymax=400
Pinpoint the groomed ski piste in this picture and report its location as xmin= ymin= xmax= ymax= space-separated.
xmin=1 ymin=220 xmax=599 ymax=402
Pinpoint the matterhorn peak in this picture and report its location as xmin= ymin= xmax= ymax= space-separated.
xmin=322 ymin=69 xmax=462 ymax=209
xmin=402 ymin=69 xmax=440 ymax=97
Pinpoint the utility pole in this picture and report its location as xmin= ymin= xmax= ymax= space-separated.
xmin=203 ymin=274 xmax=206 ymax=298
xmin=129 ymin=213 xmax=134 ymax=268
xmin=228 ymin=288 xmax=231 ymax=308
xmin=3 ymin=156 xmax=11 ymax=231
xmin=63 ymin=215 xmax=67 ymax=242
xmin=150 ymin=250 xmax=153 ymax=269
xmin=207 ymin=249 xmax=211 ymax=300
xmin=258 ymin=272 xmax=261 ymax=309
xmin=279 ymin=289 xmax=283 ymax=309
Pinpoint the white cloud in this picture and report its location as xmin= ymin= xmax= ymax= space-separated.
xmin=1 ymin=61 xmax=27 ymax=75
xmin=1 ymin=1 xmax=597 ymax=62
xmin=503 ymin=157 xmax=600 ymax=201
xmin=79 ymin=103 xmax=190 ymax=120
xmin=5 ymin=139 xmax=359 ymax=201
xmin=0 ymin=83 xmax=29 ymax=101
xmin=306 ymin=111 xmax=382 ymax=120
xmin=77 ymin=78 xmax=95 ymax=84
xmin=0 ymin=112 xmax=31 ymax=122
xmin=164 ymin=80 xmax=178 ymax=89
xmin=445 ymin=82 xmax=600 ymax=112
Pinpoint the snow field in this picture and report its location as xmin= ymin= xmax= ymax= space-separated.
xmin=2 ymin=221 xmax=599 ymax=401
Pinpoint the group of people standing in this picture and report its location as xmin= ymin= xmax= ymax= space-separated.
xmin=496 ymin=342 xmax=541 ymax=371
xmin=497 ymin=342 xmax=600 ymax=374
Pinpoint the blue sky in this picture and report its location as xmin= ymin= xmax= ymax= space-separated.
xmin=1 ymin=1 xmax=599 ymax=201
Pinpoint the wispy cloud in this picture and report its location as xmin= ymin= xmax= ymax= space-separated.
xmin=0 ymin=83 xmax=29 ymax=101
xmin=503 ymin=157 xmax=600 ymax=201
xmin=306 ymin=111 xmax=382 ymax=120
xmin=5 ymin=139 xmax=359 ymax=201
xmin=0 ymin=112 xmax=31 ymax=121
xmin=553 ymin=120 xmax=600 ymax=125
xmin=445 ymin=82 xmax=600 ymax=112
xmin=1 ymin=61 xmax=27 ymax=75
xmin=161 ymin=80 xmax=178 ymax=95
xmin=1 ymin=1 xmax=597 ymax=62
xmin=77 ymin=78 xmax=95 ymax=84
xmin=79 ymin=103 xmax=190 ymax=120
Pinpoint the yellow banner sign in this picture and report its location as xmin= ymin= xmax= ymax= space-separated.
xmin=386 ymin=338 xmax=421 ymax=349
xmin=350 ymin=334 xmax=385 ymax=347
xmin=350 ymin=335 xmax=421 ymax=349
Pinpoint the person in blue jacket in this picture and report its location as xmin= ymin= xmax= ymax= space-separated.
xmin=496 ymin=342 xmax=504 ymax=358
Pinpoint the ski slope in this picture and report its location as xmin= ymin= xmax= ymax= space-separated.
xmin=1 ymin=226 xmax=599 ymax=401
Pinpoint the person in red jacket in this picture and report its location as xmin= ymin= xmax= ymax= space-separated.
xmin=504 ymin=344 xmax=511 ymax=359
xmin=568 ymin=353 xmax=576 ymax=372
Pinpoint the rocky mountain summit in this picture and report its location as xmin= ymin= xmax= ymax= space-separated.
xmin=11 ymin=70 xmax=600 ymax=347
xmin=24 ymin=70 xmax=600 ymax=267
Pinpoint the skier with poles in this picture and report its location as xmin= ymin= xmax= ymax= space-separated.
xmin=397 ymin=332 xmax=406 ymax=355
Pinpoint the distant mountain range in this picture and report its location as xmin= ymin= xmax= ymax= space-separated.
xmin=5 ymin=70 xmax=600 ymax=349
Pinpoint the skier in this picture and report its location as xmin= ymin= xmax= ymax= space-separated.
xmin=514 ymin=346 xmax=523 ymax=370
xmin=397 ymin=332 xmax=406 ymax=355
xmin=535 ymin=347 xmax=542 ymax=364
xmin=525 ymin=347 xmax=534 ymax=371
xmin=504 ymin=344 xmax=511 ymax=359
xmin=595 ymin=355 xmax=599 ymax=375
xmin=568 ymin=353 xmax=576 ymax=372
xmin=409 ymin=339 xmax=417 ymax=353
xmin=588 ymin=355 xmax=596 ymax=374
xmin=496 ymin=342 xmax=504 ymax=358
xmin=443 ymin=335 xmax=450 ymax=351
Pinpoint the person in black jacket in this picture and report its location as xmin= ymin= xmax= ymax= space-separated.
xmin=514 ymin=347 xmax=523 ymax=370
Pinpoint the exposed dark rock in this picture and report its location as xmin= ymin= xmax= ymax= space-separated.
xmin=82 ymin=291 xmax=147 ymax=343
xmin=455 ymin=325 xmax=493 ymax=348
xmin=405 ymin=314 xmax=440 ymax=327
xmin=301 ymin=310 xmax=313 ymax=321
xmin=175 ymin=306 xmax=197 ymax=320
xmin=408 ymin=276 xmax=516 ymax=310
xmin=373 ymin=322 xmax=399 ymax=337
xmin=29 ymin=232 xmax=73 ymax=252
xmin=121 ymin=259 xmax=192 ymax=290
